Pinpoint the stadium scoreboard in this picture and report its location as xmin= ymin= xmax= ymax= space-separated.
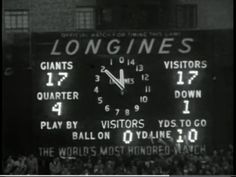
xmin=32 ymin=31 xmax=215 ymax=157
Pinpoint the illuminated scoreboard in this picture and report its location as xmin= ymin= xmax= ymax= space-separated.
xmin=32 ymin=31 xmax=217 ymax=158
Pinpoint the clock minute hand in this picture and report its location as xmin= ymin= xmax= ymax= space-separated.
xmin=119 ymin=69 xmax=125 ymax=89
xmin=104 ymin=69 xmax=125 ymax=90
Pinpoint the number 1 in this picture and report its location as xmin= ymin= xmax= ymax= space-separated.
xmin=46 ymin=72 xmax=54 ymax=86
xmin=183 ymin=100 xmax=190 ymax=114
xmin=177 ymin=71 xmax=184 ymax=85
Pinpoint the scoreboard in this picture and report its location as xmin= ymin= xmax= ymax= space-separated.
xmin=32 ymin=30 xmax=230 ymax=158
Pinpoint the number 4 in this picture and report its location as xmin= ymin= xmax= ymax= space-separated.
xmin=52 ymin=102 xmax=62 ymax=116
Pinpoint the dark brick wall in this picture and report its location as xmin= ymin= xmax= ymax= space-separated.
xmin=3 ymin=0 xmax=96 ymax=32
xmin=3 ymin=0 xmax=30 ymax=9
xmin=30 ymin=0 xmax=95 ymax=32
xmin=174 ymin=0 xmax=233 ymax=29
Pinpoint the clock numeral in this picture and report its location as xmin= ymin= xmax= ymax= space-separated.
xmin=97 ymin=97 xmax=103 ymax=104
xmin=100 ymin=65 xmax=106 ymax=73
xmin=141 ymin=74 xmax=150 ymax=81
xmin=127 ymin=59 xmax=135 ymax=66
xmin=94 ymin=86 xmax=99 ymax=93
xmin=125 ymin=109 xmax=130 ymax=116
xmin=140 ymin=96 xmax=148 ymax=103
xmin=95 ymin=75 xmax=100 ymax=82
xmin=145 ymin=85 xmax=151 ymax=93
xmin=110 ymin=58 xmax=113 ymax=66
xmin=119 ymin=57 xmax=125 ymax=64
xmin=134 ymin=105 xmax=140 ymax=112
xmin=136 ymin=64 xmax=144 ymax=72
xmin=105 ymin=105 xmax=110 ymax=112
xmin=115 ymin=108 xmax=120 ymax=116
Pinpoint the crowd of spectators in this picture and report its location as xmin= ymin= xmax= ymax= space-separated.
xmin=3 ymin=154 xmax=38 ymax=175
xmin=3 ymin=144 xmax=234 ymax=175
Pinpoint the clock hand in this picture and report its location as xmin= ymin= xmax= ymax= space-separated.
xmin=119 ymin=69 xmax=125 ymax=89
xmin=104 ymin=69 xmax=125 ymax=91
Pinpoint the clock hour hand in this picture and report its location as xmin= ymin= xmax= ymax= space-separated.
xmin=104 ymin=69 xmax=125 ymax=91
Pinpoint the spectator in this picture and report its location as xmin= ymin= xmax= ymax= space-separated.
xmin=94 ymin=159 xmax=104 ymax=174
xmin=3 ymin=156 xmax=15 ymax=174
xmin=104 ymin=160 xmax=114 ymax=174
xmin=49 ymin=157 xmax=61 ymax=174
xmin=13 ymin=155 xmax=27 ymax=174
xmin=26 ymin=154 xmax=38 ymax=174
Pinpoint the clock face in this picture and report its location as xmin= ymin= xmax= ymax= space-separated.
xmin=94 ymin=56 xmax=151 ymax=117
